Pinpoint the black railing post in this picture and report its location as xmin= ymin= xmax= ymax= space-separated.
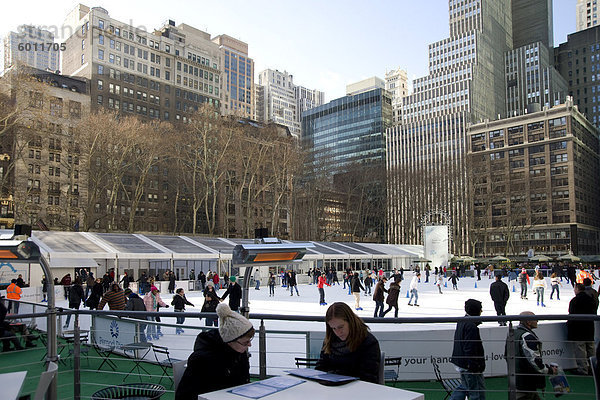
xmin=74 ymin=313 xmax=81 ymax=400
xmin=259 ymin=319 xmax=267 ymax=379
xmin=506 ymin=321 xmax=517 ymax=400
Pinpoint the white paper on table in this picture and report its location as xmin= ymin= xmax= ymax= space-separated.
xmin=259 ymin=376 xmax=305 ymax=389
xmin=284 ymin=368 xmax=324 ymax=378
xmin=229 ymin=383 xmax=279 ymax=399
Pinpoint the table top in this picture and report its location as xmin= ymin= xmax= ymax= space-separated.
xmin=198 ymin=376 xmax=424 ymax=400
xmin=122 ymin=342 xmax=153 ymax=351
xmin=0 ymin=371 xmax=27 ymax=400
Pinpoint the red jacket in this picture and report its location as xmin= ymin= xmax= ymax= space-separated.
xmin=317 ymin=276 xmax=330 ymax=289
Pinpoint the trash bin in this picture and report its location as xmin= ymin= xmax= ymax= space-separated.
xmin=91 ymin=383 xmax=166 ymax=400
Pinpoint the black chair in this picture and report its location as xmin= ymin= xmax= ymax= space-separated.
xmin=152 ymin=344 xmax=182 ymax=388
xmin=90 ymin=383 xmax=165 ymax=400
xmin=384 ymin=356 xmax=402 ymax=386
xmin=93 ymin=343 xmax=117 ymax=371
xmin=591 ymin=356 xmax=600 ymax=399
xmin=432 ymin=359 xmax=462 ymax=400
xmin=294 ymin=357 xmax=319 ymax=368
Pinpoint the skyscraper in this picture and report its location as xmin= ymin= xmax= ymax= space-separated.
xmin=385 ymin=67 xmax=408 ymax=125
xmin=387 ymin=0 xmax=513 ymax=253
xmin=3 ymin=26 xmax=60 ymax=72
xmin=256 ymin=69 xmax=300 ymax=136
xmin=555 ymin=25 xmax=600 ymax=128
xmin=213 ymin=34 xmax=254 ymax=119
xmin=576 ymin=0 xmax=600 ymax=31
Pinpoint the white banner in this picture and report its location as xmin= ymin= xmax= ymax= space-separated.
xmin=424 ymin=225 xmax=449 ymax=269
xmin=307 ymin=322 xmax=575 ymax=381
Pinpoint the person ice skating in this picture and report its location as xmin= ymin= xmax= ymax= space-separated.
xmin=201 ymin=281 xmax=220 ymax=326
xmin=382 ymin=277 xmax=401 ymax=318
xmin=41 ymin=275 xmax=48 ymax=302
xmin=317 ymin=272 xmax=331 ymax=305
xmin=175 ymin=302 xmax=255 ymax=400
xmin=254 ymin=269 xmax=261 ymax=290
xmin=450 ymin=299 xmax=486 ymax=400
xmin=220 ymin=276 xmax=242 ymax=311
xmin=532 ymin=271 xmax=547 ymax=307
xmin=315 ymin=302 xmax=381 ymax=383
xmin=288 ymin=270 xmax=299 ymax=296
xmin=125 ymin=288 xmax=147 ymax=341
xmin=448 ymin=271 xmax=460 ymax=290
xmin=143 ymin=285 xmax=168 ymax=340
xmin=351 ymin=272 xmax=365 ymax=310
xmin=363 ymin=273 xmax=373 ymax=295
xmin=98 ymin=283 xmax=127 ymax=311
xmin=168 ymin=271 xmax=176 ymax=294
xmin=268 ymin=272 xmax=276 ymax=297
xmin=64 ymin=278 xmax=85 ymax=328
xmin=489 ymin=273 xmax=509 ymax=326
xmin=549 ymin=273 xmax=561 ymax=300
xmin=437 ymin=274 xmax=444 ymax=294
xmin=172 ymin=288 xmax=194 ymax=334
xmin=372 ymin=277 xmax=388 ymax=317
xmin=408 ymin=272 xmax=420 ymax=306
xmin=518 ymin=268 xmax=530 ymax=299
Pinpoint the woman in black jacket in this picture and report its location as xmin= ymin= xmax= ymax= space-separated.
xmin=315 ymin=302 xmax=381 ymax=383
xmin=201 ymin=282 xmax=220 ymax=327
xmin=64 ymin=278 xmax=85 ymax=328
xmin=86 ymin=278 xmax=103 ymax=310
xmin=172 ymin=288 xmax=194 ymax=334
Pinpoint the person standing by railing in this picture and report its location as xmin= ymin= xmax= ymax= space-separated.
xmin=507 ymin=311 xmax=558 ymax=397
xmin=450 ymin=299 xmax=486 ymax=400
xmin=567 ymin=283 xmax=598 ymax=375
xmin=6 ymin=279 xmax=22 ymax=314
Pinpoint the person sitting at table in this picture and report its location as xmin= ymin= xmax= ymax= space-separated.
xmin=315 ymin=302 xmax=381 ymax=383
xmin=175 ymin=302 xmax=255 ymax=400
xmin=0 ymin=298 xmax=24 ymax=351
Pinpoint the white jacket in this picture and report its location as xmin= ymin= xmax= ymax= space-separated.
xmin=409 ymin=275 xmax=419 ymax=290
xmin=532 ymin=277 xmax=547 ymax=290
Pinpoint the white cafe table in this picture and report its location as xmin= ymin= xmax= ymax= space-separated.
xmin=1 ymin=370 xmax=28 ymax=400
xmin=198 ymin=375 xmax=424 ymax=400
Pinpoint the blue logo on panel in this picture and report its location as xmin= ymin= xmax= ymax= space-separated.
xmin=110 ymin=320 xmax=119 ymax=338
xmin=0 ymin=262 xmax=16 ymax=272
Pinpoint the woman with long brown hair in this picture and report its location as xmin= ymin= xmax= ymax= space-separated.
xmin=315 ymin=302 xmax=381 ymax=383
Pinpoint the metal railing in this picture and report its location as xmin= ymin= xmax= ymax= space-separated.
xmin=2 ymin=299 xmax=599 ymax=400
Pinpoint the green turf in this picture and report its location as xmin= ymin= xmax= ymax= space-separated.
xmin=1 ymin=333 xmax=596 ymax=399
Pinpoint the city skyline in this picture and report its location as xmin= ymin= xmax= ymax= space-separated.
xmin=1 ymin=0 xmax=577 ymax=101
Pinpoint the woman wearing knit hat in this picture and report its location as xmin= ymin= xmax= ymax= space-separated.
xmin=315 ymin=302 xmax=381 ymax=383
xmin=175 ymin=303 xmax=254 ymax=400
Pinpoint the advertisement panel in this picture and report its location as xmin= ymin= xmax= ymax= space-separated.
xmin=92 ymin=315 xmax=137 ymax=355
xmin=0 ymin=261 xmax=29 ymax=285
xmin=424 ymin=225 xmax=449 ymax=269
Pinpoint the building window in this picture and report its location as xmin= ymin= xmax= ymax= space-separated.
xmin=98 ymin=19 xmax=104 ymax=29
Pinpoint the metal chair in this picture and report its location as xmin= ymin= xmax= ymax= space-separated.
xmin=152 ymin=344 xmax=182 ymax=388
xmin=384 ymin=356 xmax=402 ymax=386
xmin=33 ymin=361 xmax=58 ymax=400
xmin=93 ymin=343 xmax=117 ymax=371
xmin=294 ymin=357 xmax=319 ymax=368
xmin=432 ymin=359 xmax=462 ymax=400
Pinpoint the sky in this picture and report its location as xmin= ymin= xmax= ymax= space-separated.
xmin=0 ymin=0 xmax=578 ymax=101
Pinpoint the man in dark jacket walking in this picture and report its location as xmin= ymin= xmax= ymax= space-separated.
xmin=567 ymin=283 xmax=599 ymax=375
xmin=450 ymin=299 xmax=486 ymax=400
xmin=220 ymin=276 xmax=242 ymax=311
xmin=489 ymin=274 xmax=509 ymax=326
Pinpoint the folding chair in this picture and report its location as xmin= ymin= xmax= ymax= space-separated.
xmin=432 ymin=359 xmax=462 ymax=400
xmin=294 ymin=357 xmax=319 ymax=368
xmin=384 ymin=356 xmax=402 ymax=386
xmin=93 ymin=343 xmax=117 ymax=371
xmin=152 ymin=344 xmax=182 ymax=388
